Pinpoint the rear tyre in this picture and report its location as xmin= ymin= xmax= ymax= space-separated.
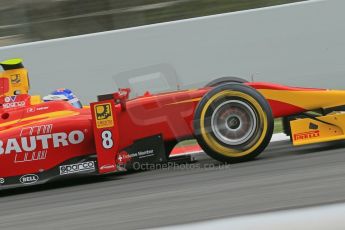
xmin=194 ymin=83 xmax=274 ymax=163
xmin=205 ymin=76 xmax=248 ymax=87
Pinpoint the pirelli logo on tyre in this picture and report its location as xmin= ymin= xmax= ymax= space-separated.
xmin=95 ymin=103 xmax=114 ymax=128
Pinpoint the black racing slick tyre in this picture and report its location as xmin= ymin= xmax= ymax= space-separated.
xmin=193 ymin=83 xmax=274 ymax=163
xmin=205 ymin=76 xmax=248 ymax=87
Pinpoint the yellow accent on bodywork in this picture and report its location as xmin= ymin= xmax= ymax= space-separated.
xmin=30 ymin=95 xmax=42 ymax=105
xmin=168 ymin=97 xmax=202 ymax=105
xmin=291 ymin=113 xmax=345 ymax=146
xmin=0 ymin=111 xmax=80 ymax=130
xmin=199 ymin=90 xmax=268 ymax=157
xmin=258 ymin=89 xmax=345 ymax=110
xmin=0 ymin=68 xmax=30 ymax=95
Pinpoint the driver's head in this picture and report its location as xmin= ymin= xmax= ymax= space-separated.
xmin=43 ymin=88 xmax=82 ymax=108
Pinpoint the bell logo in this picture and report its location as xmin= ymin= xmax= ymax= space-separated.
xmin=20 ymin=174 xmax=39 ymax=184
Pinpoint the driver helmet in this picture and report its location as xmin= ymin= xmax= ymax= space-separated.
xmin=43 ymin=88 xmax=82 ymax=108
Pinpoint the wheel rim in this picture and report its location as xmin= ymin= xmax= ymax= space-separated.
xmin=211 ymin=100 xmax=257 ymax=145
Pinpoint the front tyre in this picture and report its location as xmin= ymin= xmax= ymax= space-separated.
xmin=205 ymin=76 xmax=248 ymax=87
xmin=193 ymin=83 xmax=274 ymax=163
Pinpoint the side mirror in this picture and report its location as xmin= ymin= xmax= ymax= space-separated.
xmin=113 ymin=88 xmax=131 ymax=111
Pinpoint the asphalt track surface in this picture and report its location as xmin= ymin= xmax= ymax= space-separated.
xmin=2 ymin=140 xmax=345 ymax=230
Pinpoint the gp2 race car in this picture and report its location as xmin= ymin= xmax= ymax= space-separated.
xmin=1 ymin=59 xmax=345 ymax=189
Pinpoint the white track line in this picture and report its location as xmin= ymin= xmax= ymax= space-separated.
xmin=154 ymin=202 xmax=345 ymax=230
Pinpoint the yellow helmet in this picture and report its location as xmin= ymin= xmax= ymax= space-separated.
xmin=0 ymin=58 xmax=30 ymax=96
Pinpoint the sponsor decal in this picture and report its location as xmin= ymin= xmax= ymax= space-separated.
xmin=100 ymin=164 xmax=116 ymax=170
xmin=3 ymin=96 xmax=25 ymax=109
xmin=129 ymin=149 xmax=154 ymax=159
xmin=4 ymin=97 xmax=11 ymax=103
xmin=20 ymin=125 xmax=53 ymax=136
xmin=27 ymin=107 xmax=36 ymax=113
xmin=26 ymin=106 xmax=49 ymax=113
xmin=36 ymin=106 xmax=48 ymax=111
xmin=14 ymin=125 xmax=52 ymax=163
xmin=0 ymin=129 xmax=85 ymax=155
xmin=10 ymin=74 xmax=21 ymax=86
xmin=20 ymin=174 xmax=39 ymax=184
xmin=293 ymin=130 xmax=320 ymax=141
xmin=60 ymin=161 xmax=95 ymax=175
xmin=0 ymin=178 xmax=4 ymax=184
xmin=94 ymin=103 xmax=114 ymax=128
xmin=117 ymin=151 xmax=132 ymax=165
xmin=15 ymin=150 xmax=48 ymax=163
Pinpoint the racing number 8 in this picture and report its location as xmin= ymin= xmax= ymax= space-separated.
xmin=101 ymin=130 xmax=114 ymax=149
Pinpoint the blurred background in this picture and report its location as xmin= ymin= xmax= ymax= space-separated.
xmin=0 ymin=0 xmax=304 ymax=47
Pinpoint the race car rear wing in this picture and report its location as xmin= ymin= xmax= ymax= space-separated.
xmin=90 ymin=98 xmax=120 ymax=174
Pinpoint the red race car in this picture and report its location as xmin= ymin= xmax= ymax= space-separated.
xmin=1 ymin=59 xmax=345 ymax=189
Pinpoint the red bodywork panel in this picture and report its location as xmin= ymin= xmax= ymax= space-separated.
xmin=0 ymin=82 xmax=327 ymax=179
xmin=247 ymin=82 xmax=325 ymax=117
xmin=0 ymin=95 xmax=95 ymax=178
